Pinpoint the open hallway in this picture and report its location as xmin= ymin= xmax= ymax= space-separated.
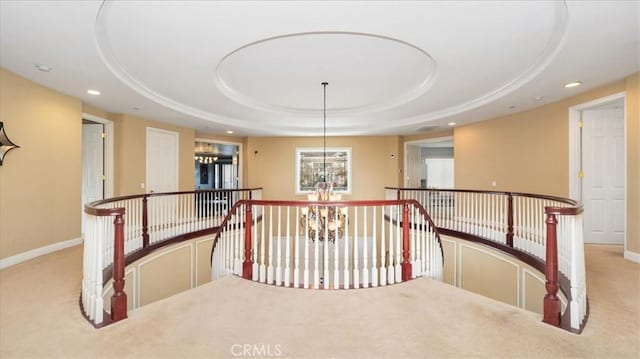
xmin=0 ymin=244 xmax=637 ymax=358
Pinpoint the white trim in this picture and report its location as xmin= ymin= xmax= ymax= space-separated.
xmin=0 ymin=237 xmax=83 ymax=269
xmin=146 ymin=127 xmax=179 ymax=193
xmin=624 ymin=250 xmax=640 ymax=263
xmin=195 ymin=138 xmax=243 ymax=188
xmin=82 ymin=113 xmax=114 ymax=198
xmin=568 ymin=92 xmax=627 ymax=248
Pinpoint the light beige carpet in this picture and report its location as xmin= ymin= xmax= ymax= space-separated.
xmin=0 ymin=244 xmax=638 ymax=358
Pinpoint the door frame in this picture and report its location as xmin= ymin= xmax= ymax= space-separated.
xmin=194 ymin=137 xmax=243 ymax=188
xmin=568 ymin=91 xmax=627 ymax=248
xmin=82 ymin=113 xmax=114 ymax=198
xmin=146 ymin=127 xmax=179 ymax=193
xmin=404 ymin=136 xmax=454 ymax=188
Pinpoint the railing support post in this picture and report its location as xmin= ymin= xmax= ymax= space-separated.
xmin=111 ymin=214 xmax=128 ymax=322
xmin=243 ymin=203 xmax=253 ymax=280
xmin=506 ymin=193 xmax=514 ymax=247
xmin=401 ymin=203 xmax=412 ymax=281
xmin=543 ymin=212 xmax=560 ymax=327
xmin=142 ymin=194 xmax=149 ymax=248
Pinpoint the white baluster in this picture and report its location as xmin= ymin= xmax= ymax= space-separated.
xmin=387 ymin=205 xmax=395 ymax=285
xmin=371 ymin=206 xmax=378 ymax=287
xmin=353 ymin=207 xmax=360 ymax=287
xmin=395 ymin=205 xmax=402 ymax=283
xmin=304 ymin=207 xmax=310 ymax=289
xmin=313 ymin=205 xmax=320 ymax=289
xmin=252 ymin=204 xmax=259 ymax=281
xmin=323 ymin=206 xmax=329 ymax=289
xmin=334 ymin=205 xmax=340 ymax=289
xmin=259 ymin=204 xmax=266 ymax=283
xmin=362 ymin=206 xmax=369 ymax=287
xmin=267 ymin=206 xmax=274 ymax=284
xmin=293 ymin=207 xmax=300 ymax=288
xmin=284 ymin=206 xmax=291 ymax=287
xmin=380 ymin=205 xmax=387 ymax=286
xmin=343 ymin=205 xmax=350 ymax=288
xmin=276 ymin=206 xmax=282 ymax=286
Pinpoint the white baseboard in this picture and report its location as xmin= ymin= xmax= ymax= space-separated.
xmin=624 ymin=250 xmax=640 ymax=264
xmin=0 ymin=237 xmax=83 ymax=270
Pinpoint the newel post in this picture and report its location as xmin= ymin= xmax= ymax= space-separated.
xmin=111 ymin=214 xmax=128 ymax=322
xmin=401 ymin=203 xmax=412 ymax=281
xmin=506 ymin=193 xmax=514 ymax=247
xmin=243 ymin=203 xmax=253 ymax=280
xmin=142 ymin=194 xmax=149 ymax=248
xmin=543 ymin=211 xmax=560 ymax=327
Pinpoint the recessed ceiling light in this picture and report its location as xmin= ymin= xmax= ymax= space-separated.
xmin=564 ymin=81 xmax=582 ymax=88
xmin=448 ymin=122 xmax=456 ymax=126
xmin=87 ymin=89 xmax=101 ymax=96
xmin=35 ymin=64 xmax=52 ymax=72
xmin=226 ymin=130 xmax=234 ymax=134
xmin=534 ymin=96 xmax=544 ymax=101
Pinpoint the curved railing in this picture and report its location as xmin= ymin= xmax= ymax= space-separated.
xmin=210 ymin=200 xmax=443 ymax=289
xmin=81 ymin=186 xmax=586 ymax=334
xmin=385 ymin=187 xmax=587 ymax=333
xmin=81 ymin=188 xmax=262 ymax=327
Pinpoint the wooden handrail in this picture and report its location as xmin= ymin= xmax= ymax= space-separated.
xmin=384 ymin=186 xmax=579 ymax=206
xmin=83 ymin=187 xmax=585 ymax=333
xmin=82 ymin=188 xmax=261 ymax=328
xmin=389 ymin=187 xmax=586 ymax=332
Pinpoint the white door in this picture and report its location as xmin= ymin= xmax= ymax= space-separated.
xmin=425 ymin=158 xmax=454 ymax=189
xmin=582 ymin=107 xmax=625 ymax=244
xmin=146 ymin=127 xmax=178 ymax=193
xmin=82 ymin=123 xmax=104 ymax=233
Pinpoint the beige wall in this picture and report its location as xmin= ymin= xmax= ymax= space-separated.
xmin=0 ymin=69 xmax=82 ymax=259
xmin=245 ymin=136 xmax=402 ymax=200
xmin=454 ymin=80 xmax=627 ymax=196
xmin=112 ymin=114 xmax=195 ymax=195
xmin=452 ymin=74 xmax=639 ymax=255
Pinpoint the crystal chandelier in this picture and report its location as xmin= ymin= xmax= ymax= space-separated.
xmin=300 ymin=82 xmax=347 ymax=243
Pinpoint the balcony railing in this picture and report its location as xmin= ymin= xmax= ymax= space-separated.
xmin=82 ymin=186 xmax=586 ymax=334
xmin=81 ymin=188 xmax=261 ymax=327
xmin=386 ymin=187 xmax=587 ymax=332
xmin=210 ymin=200 xmax=443 ymax=289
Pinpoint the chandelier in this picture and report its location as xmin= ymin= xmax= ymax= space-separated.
xmin=300 ymin=82 xmax=347 ymax=243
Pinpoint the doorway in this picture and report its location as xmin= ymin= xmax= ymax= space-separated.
xmin=81 ymin=114 xmax=113 ymax=234
xmin=404 ymin=137 xmax=454 ymax=189
xmin=194 ymin=140 xmax=242 ymax=190
xmin=569 ymin=93 xmax=626 ymax=245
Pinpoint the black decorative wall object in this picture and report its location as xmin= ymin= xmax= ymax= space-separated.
xmin=0 ymin=122 xmax=20 ymax=166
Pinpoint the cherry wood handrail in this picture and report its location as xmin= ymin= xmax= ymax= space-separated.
xmin=385 ymin=186 xmax=579 ymax=206
xmin=83 ymin=188 xmax=261 ymax=327
xmin=388 ymin=187 xmax=586 ymax=332
xmin=211 ymin=198 xmax=443 ymax=283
